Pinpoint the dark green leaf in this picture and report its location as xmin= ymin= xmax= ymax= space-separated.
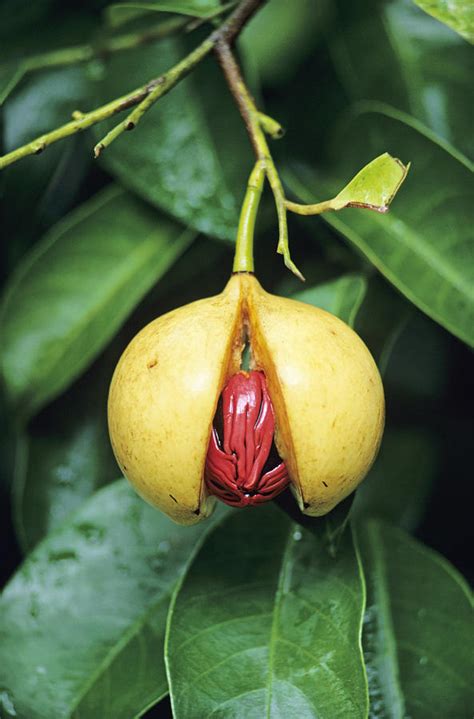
xmin=0 ymin=185 xmax=193 ymax=420
xmin=358 ymin=520 xmax=473 ymax=718
xmin=1 ymin=67 xmax=93 ymax=270
xmin=276 ymin=491 xmax=355 ymax=559
xmin=353 ymin=427 xmax=438 ymax=531
xmin=106 ymin=1 xmax=221 ymax=28
xmin=412 ymin=0 xmax=474 ymax=42
xmin=330 ymin=0 xmax=473 ymax=157
xmin=93 ymin=40 xmax=252 ymax=240
xmin=0 ymin=0 xmax=54 ymax=38
xmin=293 ymin=273 xmax=367 ymax=327
xmin=0 ymin=15 xmax=98 ymax=105
xmin=285 ymin=106 xmax=474 ymax=347
xmin=13 ymin=235 xmax=231 ymax=554
xmin=239 ymin=0 xmax=329 ymax=86
xmin=0 ymin=481 xmax=226 ymax=719
xmin=383 ymin=309 xmax=451 ymax=401
xmin=166 ymin=506 xmax=368 ymax=718
xmin=13 ymin=362 xmax=118 ymax=552
xmin=354 ymin=275 xmax=412 ymax=375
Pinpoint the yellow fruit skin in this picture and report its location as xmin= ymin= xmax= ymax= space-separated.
xmin=108 ymin=272 xmax=384 ymax=524
xmin=244 ymin=275 xmax=384 ymax=516
xmin=108 ymin=276 xmax=244 ymax=525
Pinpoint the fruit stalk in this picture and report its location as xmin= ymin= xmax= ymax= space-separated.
xmin=232 ymin=161 xmax=265 ymax=273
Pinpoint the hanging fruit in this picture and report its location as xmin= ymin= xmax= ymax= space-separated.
xmin=108 ymin=161 xmax=385 ymax=524
xmin=108 ymin=277 xmax=384 ymax=525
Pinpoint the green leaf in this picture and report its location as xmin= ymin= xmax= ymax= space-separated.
xmin=0 ymin=185 xmax=193 ymax=420
xmin=106 ymin=1 xmax=221 ymax=28
xmin=330 ymin=0 xmax=474 ymax=157
xmin=290 ymin=154 xmax=409 ymax=215
xmin=12 ymin=360 xmax=118 ymax=552
xmin=0 ymin=64 xmax=25 ymax=106
xmin=354 ymin=275 xmax=412 ymax=375
xmin=353 ymin=427 xmax=438 ymax=531
xmin=166 ymin=505 xmax=368 ymax=718
xmin=292 ymin=273 xmax=367 ymax=327
xmin=285 ymin=106 xmax=474 ymax=347
xmin=0 ymin=481 xmax=226 ymax=719
xmin=329 ymin=153 xmax=409 ymax=213
xmin=412 ymin=0 xmax=474 ymax=42
xmin=0 ymin=14 xmax=98 ymax=106
xmin=358 ymin=520 xmax=474 ymax=718
xmin=93 ymin=39 xmax=252 ymax=240
xmin=1 ymin=67 xmax=93 ymax=270
xmin=12 ymin=235 xmax=231 ymax=553
xmin=239 ymin=0 xmax=329 ymax=86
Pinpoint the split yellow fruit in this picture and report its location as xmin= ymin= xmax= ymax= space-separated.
xmin=108 ymin=273 xmax=384 ymax=525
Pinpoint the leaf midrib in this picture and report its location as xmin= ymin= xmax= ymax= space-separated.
xmin=264 ymin=527 xmax=295 ymax=719
xmin=71 ymin=506 xmax=225 ymax=718
xmin=367 ymin=521 xmax=405 ymax=719
xmin=15 ymin=228 xmax=189 ymax=416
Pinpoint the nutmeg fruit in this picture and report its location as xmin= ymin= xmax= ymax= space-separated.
xmin=108 ymin=274 xmax=384 ymax=525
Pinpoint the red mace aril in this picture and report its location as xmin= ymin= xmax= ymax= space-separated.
xmin=205 ymin=370 xmax=289 ymax=507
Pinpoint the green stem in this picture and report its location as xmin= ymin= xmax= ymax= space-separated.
xmin=214 ymin=40 xmax=304 ymax=281
xmin=0 ymin=17 xmax=189 ymax=107
xmin=94 ymin=37 xmax=214 ymax=157
xmin=233 ymin=160 xmax=265 ymax=273
xmin=0 ymin=0 xmax=267 ymax=169
xmin=285 ymin=199 xmax=334 ymax=215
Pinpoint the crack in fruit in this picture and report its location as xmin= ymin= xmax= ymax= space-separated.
xmin=205 ymin=370 xmax=289 ymax=507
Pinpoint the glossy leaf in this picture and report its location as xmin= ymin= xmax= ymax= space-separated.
xmin=0 ymin=185 xmax=193 ymax=420
xmin=93 ymin=40 xmax=252 ymax=240
xmin=13 ymin=361 xmax=118 ymax=552
xmin=292 ymin=273 xmax=367 ymax=327
xmin=166 ymin=505 xmax=368 ymax=718
xmin=106 ymin=1 xmax=221 ymax=28
xmin=330 ymin=0 xmax=473 ymax=158
xmin=285 ymin=106 xmax=474 ymax=347
xmin=13 ymin=236 xmax=231 ymax=553
xmin=358 ymin=520 xmax=474 ymax=718
xmin=412 ymin=0 xmax=474 ymax=42
xmin=1 ymin=67 xmax=93 ymax=272
xmin=0 ymin=481 xmax=226 ymax=719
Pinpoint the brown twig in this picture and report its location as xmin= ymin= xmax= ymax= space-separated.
xmin=214 ymin=39 xmax=304 ymax=280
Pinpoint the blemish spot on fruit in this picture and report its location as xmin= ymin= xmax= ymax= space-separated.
xmin=193 ymin=508 xmax=200 ymax=515
xmin=147 ymin=359 xmax=157 ymax=369
xmin=322 ymin=481 xmax=328 ymax=487
xmin=303 ymin=501 xmax=310 ymax=509
xmin=169 ymin=494 xmax=178 ymax=503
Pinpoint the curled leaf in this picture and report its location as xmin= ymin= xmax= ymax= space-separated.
xmin=287 ymin=152 xmax=410 ymax=216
